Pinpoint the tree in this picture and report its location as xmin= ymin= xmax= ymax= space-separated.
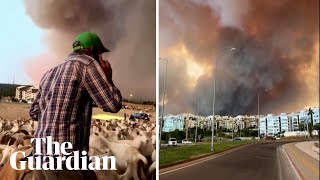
xmin=313 ymin=123 xmax=320 ymax=131
xmin=308 ymin=108 xmax=314 ymax=129
xmin=299 ymin=123 xmax=305 ymax=131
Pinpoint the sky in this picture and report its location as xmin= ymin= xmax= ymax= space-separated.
xmin=0 ymin=0 xmax=46 ymax=85
xmin=0 ymin=1 xmax=156 ymax=101
xmin=160 ymin=0 xmax=319 ymax=116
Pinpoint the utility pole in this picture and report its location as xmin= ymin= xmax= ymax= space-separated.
xmin=159 ymin=58 xmax=168 ymax=149
xmin=211 ymin=47 xmax=236 ymax=152
xmin=232 ymin=124 xmax=234 ymax=140
xmin=258 ymin=92 xmax=260 ymax=140
xmin=195 ymin=102 xmax=199 ymax=143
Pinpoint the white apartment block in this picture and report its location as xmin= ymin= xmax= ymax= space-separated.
xmin=259 ymin=108 xmax=320 ymax=137
xmin=313 ymin=107 xmax=320 ymax=125
xmin=162 ymin=114 xmax=185 ymax=132
xmin=288 ymin=113 xmax=299 ymax=131
xmin=15 ymin=85 xmax=38 ymax=103
xmin=161 ymin=107 xmax=320 ymax=135
xmin=279 ymin=113 xmax=289 ymax=132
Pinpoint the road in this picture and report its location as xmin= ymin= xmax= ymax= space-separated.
xmin=160 ymin=141 xmax=297 ymax=180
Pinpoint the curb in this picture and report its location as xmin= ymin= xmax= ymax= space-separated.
xmin=312 ymin=146 xmax=319 ymax=154
xmin=160 ymin=142 xmax=253 ymax=169
xmin=282 ymin=144 xmax=304 ymax=180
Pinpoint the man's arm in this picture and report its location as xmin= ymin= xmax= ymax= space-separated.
xmin=29 ymin=87 xmax=41 ymax=121
xmin=84 ymin=61 xmax=122 ymax=113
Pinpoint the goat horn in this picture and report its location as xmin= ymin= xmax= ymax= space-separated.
xmin=13 ymin=138 xmax=22 ymax=147
xmin=7 ymin=138 xmax=13 ymax=146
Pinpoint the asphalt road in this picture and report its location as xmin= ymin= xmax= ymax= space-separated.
xmin=160 ymin=141 xmax=296 ymax=180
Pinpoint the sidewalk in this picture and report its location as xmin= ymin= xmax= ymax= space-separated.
xmin=295 ymin=141 xmax=319 ymax=161
xmin=283 ymin=142 xmax=319 ymax=180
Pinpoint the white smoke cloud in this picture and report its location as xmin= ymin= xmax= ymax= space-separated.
xmin=190 ymin=0 xmax=251 ymax=29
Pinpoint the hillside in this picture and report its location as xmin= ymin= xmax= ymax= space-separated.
xmin=0 ymin=83 xmax=20 ymax=97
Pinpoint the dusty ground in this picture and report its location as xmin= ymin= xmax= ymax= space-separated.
xmin=0 ymin=102 xmax=156 ymax=122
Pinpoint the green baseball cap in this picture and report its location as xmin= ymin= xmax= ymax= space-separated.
xmin=72 ymin=32 xmax=110 ymax=53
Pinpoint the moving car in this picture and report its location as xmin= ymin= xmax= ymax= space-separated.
xmin=133 ymin=112 xmax=150 ymax=121
xmin=168 ymin=138 xmax=177 ymax=146
xmin=182 ymin=139 xmax=192 ymax=144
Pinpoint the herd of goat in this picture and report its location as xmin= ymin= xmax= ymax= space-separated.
xmin=0 ymin=116 xmax=156 ymax=180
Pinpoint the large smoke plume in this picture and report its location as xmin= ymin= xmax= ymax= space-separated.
xmin=23 ymin=0 xmax=155 ymax=100
xmin=160 ymin=0 xmax=319 ymax=116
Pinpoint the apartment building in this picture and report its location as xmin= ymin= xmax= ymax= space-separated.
xmin=258 ymin=114 xmax=280 ymax=137
xmin=313 ymin=107 xmax=320 ymax=125
xmin=162 ymin=107 xmax=320 ymax=135
xmin=15 ymin=85 xmax=38 ymax=103
xmin=279 ymin=113 xmax=289 ymax=132
xmin=162 ymin=114 xmax=185 ymax=132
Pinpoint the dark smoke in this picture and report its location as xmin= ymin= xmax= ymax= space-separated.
xmin=160 ymin=0 xmax=319 ymax=116
xmin=23 ymin=0 xmax=155 ymax=100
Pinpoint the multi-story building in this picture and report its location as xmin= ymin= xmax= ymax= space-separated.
xmin=25 ymin=88 xmax=38 ymax=102
xmin=16 ymin=86 xmax=30 ymax=100
xmin=162 ymin=114 xmax=185 ymax=132
xmin=288 ymin=113 xmax=299 ymax=131
xmin=163 ymin=107 xmax=320 ymax=135
xmin=15 ymin=85 xmax=38 ymax=102
xmin=279 ymin=113 xmax=289 ymax=132
xmin=259 ymin=114 xmax=281 ymax=137
xmin=234 ymin=115 xmax=246 ymax=130
xmin=313 ymin=107 xmax=320 ymax=125
xmin=259 ymin=116 xmax=267 ymax=136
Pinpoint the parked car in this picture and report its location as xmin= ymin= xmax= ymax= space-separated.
xmin=133 ymin=112 xmax=150 ymax=121
xmin=234 ymin=137 xmax=241 ymax=141
xmin=182 ymin=139 xmax=192 ymax=144
xmin=168 ymin=138 xmax=177 ymax=146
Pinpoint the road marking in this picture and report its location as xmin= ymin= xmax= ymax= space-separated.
xmin=159 ymin=146 xmax=244 ymax=176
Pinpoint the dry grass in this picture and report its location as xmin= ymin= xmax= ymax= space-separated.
xmin=0 ymin=102 xmax=155 ymax=122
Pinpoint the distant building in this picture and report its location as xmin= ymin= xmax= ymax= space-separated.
xmin=289 ymin=113 xmax=299 ymax=131
xmin=16 ymin=86 xmax=30 ymax=100
xmin=15 ymin=85 xmax=38 ymax=103
xmin=162 ymin=114 xmax=185 ymax=132
xmin=313 ymin=107 xmax=320 ymax=125
xmin=162 ymin=106 xmax=320 ymax=136
xmin=279 ymin=113 xmax=289 ymax=132
xmin=259 ymin=114 xmax=280 ymax=137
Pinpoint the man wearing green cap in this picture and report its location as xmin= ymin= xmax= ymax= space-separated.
xmin=30 ymin=32 xmax=122 ymax=180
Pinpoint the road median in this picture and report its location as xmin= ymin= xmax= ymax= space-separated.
xmin=160 ymin=140 xmax=256 ymax=169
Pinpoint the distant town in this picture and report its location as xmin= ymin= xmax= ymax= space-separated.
xmin=161 ymin=107 xmax=320 ymax=138
xmin=0 ymin=85 xmax=38 ymax=103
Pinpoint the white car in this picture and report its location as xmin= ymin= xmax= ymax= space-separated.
xmin=168 ymin=138 xmax=177 ymax=146
xmin=182 ymin=139 xmax=192 ymax=144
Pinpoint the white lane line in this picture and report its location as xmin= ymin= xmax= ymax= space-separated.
xmin=159 ymin=146 xmax=243 ymax=176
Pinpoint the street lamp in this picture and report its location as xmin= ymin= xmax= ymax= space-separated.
xmin=211 ymin=47 xmax=236 ymax=152
xmin=257 ymin=89 xmax=268 ymax=140
xmin=129 ymin=94 xmax=133 ymax=103
xmin=159 ymin=58 xmax=168 ymax=149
